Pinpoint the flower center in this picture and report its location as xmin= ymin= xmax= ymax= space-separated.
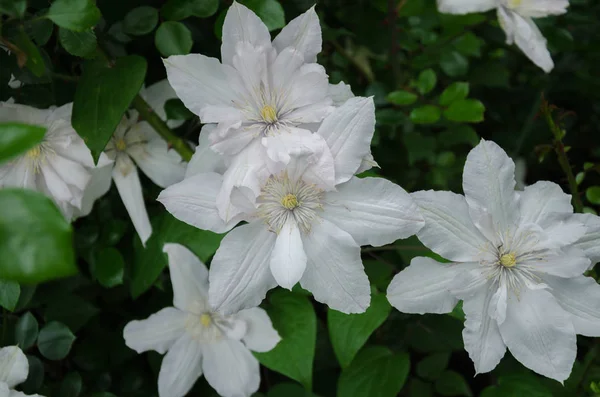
xmin=500 ymin=252 xmax=517 ymax=268
xmin=281 ymin=194 xmax=299 ymax=210
xmin=260 ymin=105 xmax=278 ymax=124
xmin=116 ymin=138 xmax=127 ymax=151
xmin=26 ymin=145 xmax=42 ymax=159
xmin=200 ymin=313 xmax=212 ymax=327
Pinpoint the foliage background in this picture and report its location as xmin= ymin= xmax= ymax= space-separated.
xmin=1 ymin=0 xmax=600 ymax=396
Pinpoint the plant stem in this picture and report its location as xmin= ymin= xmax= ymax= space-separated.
xmin=388 ymin=0 xmax=400 ymax=88
xmin=131 ymin=95 xmax=194 ymax=162
xmin=540 ymin=98 xmax=584 ymax=213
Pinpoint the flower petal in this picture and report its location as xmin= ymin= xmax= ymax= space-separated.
xmin=112 ymin=155 xmax=152 ymax=245
xmin=0 ymin=346 xmax=28 ymax=388
xmin=221 ymin=2 xmax=271 ymax=66
xmin=273 ymin=6 xmax=321 ymax=63
xmin=164 ymin=243 xmax=209 ymax=312
xmin=509 ymin=0 xmax=568 ymax=18
xmin=328 ymin=81 xmax=354 ymax=106
xmin=572 ymin=213 xmax=600 ymax=267
xmin=74 ymin=162 xmax=113 ymax=219
xmin=236 ymin=307 xmax=281 ymax=353
xmin=185 ymin=125 xmax=227 ymax=178
xmin=270 ymin=220 xmax=307 ymax=290
xmin=316 ymin=97 xmax=375 ymax=184
xmin=140 ymin=79 xmax=184 ymax=128
xmin=158 ymin=334 xmax=203 ymax=397
xmin=518 ymin=181 xmax=572 ymax=225
xmin=499 ymin=288 xmax=576 ymax=382
xmin=202 ymin=339 xmax=260 ymax=397
xmin=437 ymin=0 xmax=497 ymax=14
xmin=300 ymin=218 xmax=370 ymax=313
xmin=322 ymin=177 xmax=424 ymax=247
xmin=524 ymin=248 xmax=590 ymax=278
xmin=123 ymin=307 xmax=187 ymax=355
xmin=209 ymin=221 xmax=278 ymax=314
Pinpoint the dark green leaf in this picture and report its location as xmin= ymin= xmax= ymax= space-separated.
xmin=440 ymin=51 xmax=469 ymax=77
xmin=439 ymin=82 xmax=469 ymax=106
xmin=0 ymin=189 xmax=76 ymax=284
xmin=435 ymin=370 xmax=473 ymax=396
xmin=241 ymin=0 xmax=285 ymax=31
xmin=58 ymin=28 xmax=97 ymax=57
xmin=586 ymin=186 xmax=600 ymax=205
xmin=21 ymin=355 xmax=44 ymax=394
xmin=0 ymin=280 xmax=20 ymax=311
xmin=410 ymin=105 xmax=441 ymax=124
xmin=155 ymin=21 xmax=193 ymax=57
xmin=45 ymin=293 xmax=99 ymax=332
xmin=123 ymin=6 xmax=159 ymax=36
xmin=161 ymin=0 xmax=219 ymax=20
xmin=443 ymin=99 xmax=485 ymax=123
xmin=91 ymin=247 xmax=125 ymax=288
xmin=453 ymin=32 xmax=484 ymax=57
xmin=59 ymin=372 xmax=83 ymax=397
xmin=254 ymin=290 xmax=317 ymax=389
xmin=417 ymin=353 xmax=450 ymax=381
xmin=72 ymin=55 xmax=147 ymax=163
xmin=26 ymin=16 xmax=54 ymax=46
xmin=15 ymin=28 xmax=46 ymax=77
xmin=0 ymin=0 xmax=26 ymax=18
xmin=416 ymin=69 xmax=437 ymax=94
xmin=438 ymin=125 xmax=479 ymax=147
xmin=15 ymin=312 xmax=39 ymax=349
xmin=328 ymin=293 xmax=391 ymax=368
xmin=165 ymin=98 xmax=194 ymax=121
xmin=0 ymin=122 xmax=46 ymax=163
xmin=37 ymin=321 xmax=76 ymax=360
xmin=267 ymin=383 xmax=315 ymax=397
xmin=47 ymin=0 xmax=101 ymax=31
xmin=387 ymin=90 xmax=418 ymax=106
xmin=409 ymin=379 xmax=434 ymax=397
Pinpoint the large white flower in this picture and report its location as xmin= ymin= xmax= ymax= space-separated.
xmin=387 ymin=139 xmax=600 ymax=382
xmin=0 ymin=101 xmax=103 ymax=220
xmin=123 ymin=243 xmax=280 ymax=397
xmin=0 ymin=346 xmax=44 ymax=397
xmin=159 ymin=98 xmax=425 ymax=314
xmin=437 ymin=0 xmax=568 ymax=72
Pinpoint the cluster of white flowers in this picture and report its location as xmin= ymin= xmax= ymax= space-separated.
xmin=0 ymin=346 xmax=44 ymax=397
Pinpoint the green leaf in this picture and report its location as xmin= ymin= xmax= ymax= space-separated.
xmin=161 ymin=0 xmax=219 ymax=20
xmin=0 ymin=189 xmax=76 ymax=284
xmin=124 ymin=6 xmax=159 ymax=36
xmin=586 ymin=186 xmax=600 ymax=205
xmin=0 ymin=122 xmax=46 ymax=163
xmin=241 ymin=0 xmax=285 ymax=31
xmin=15 ymin=312 xmax=39 ymax=349
xmin=0 ymin=0 xmax=26 ymax=18
xmin=439 ymin=82 xmax=469 ymax=106
xmin=15 ymin=28 xmax=46 ymax=77
xmin=72 ymin=55 xmax=147 ymax=163
xmin=438 ymin=125 xmax=479 ymax=147
xmin=453 ymin=32 xmax=484 ymax=57
xmin=254 ymin=290 xmax=317 ymax=389
xmin=165 ymin=98 xmax=194 ymax=121
xmin=416 ymin=69 xmax=437 ymax=95
xmin=58 ymin=28 xmax=97 ymax=57
xmin=440 ymin=51 xmax=469 ymax=77
xmin=409 ymin=379 xmax=434 ymax=397
xmin=47 ymin=0 xmax=101 ymax=31
xmin=59 ymin=372 xmax=83 ymax=397
xmin=155 ymin=21 xmax=193 ymax=57
xmin=91 ymin=247 xmax=125 ymax=288
xmin=45 ymin=293 xmax=99 ymax=332
xmin=410 ymin=105 xmax=441 ymax=124
xmin=435 ymin=370 xmax=473 ymax=397
xmin=443 ymin=99 xmax=485 ymax=123
xmin=417 ymin=353 xmax=450 ymax=381
xmin=387 ymin=90 xmax=418 ymax=106
xmin=0 ymin=280 xmax=20 ymax=311
xmin=21 ymin=355 xmax=44 ymax=394
xmin=267 ymin=383 xmax=316 ymax=397
xmin=337 ymin=346 xmax=410 ymax=397
xmin=25 ymin=15 xmax=54 ymax=46
xmin=37 ymin=321 xmax=76 ymax=360
xmin=328 ymin=293 xmax=391 ymax=368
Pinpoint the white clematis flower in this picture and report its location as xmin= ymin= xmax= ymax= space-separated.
xmin=123 ymin=243 xmax=280 ymax=397
xmin=387 ymin=139 xmax=600 ymax=382
xmin=159 ymin=98 xmax=425 ymax=314
xmin=0 ymin=101 xmax=104 ymax=220
xmin=0 ymin=346 xmax=44 ymax=397
xmin=437 ymin=0 xmax=568 ymax=72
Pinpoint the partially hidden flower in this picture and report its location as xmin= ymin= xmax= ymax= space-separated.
xmin=437 ymin=0 xmax=568 ymax=72
xmin=123 ymin=243 xmax=280 ymax=397
xmin=0 ymin=346 xmax=44 ymax=397
xmin=159 ymin=97 xmax=425 ymax=314
xmin=387 ymin=139 xmax=600 ymax=382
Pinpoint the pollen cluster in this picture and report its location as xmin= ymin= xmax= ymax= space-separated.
xmin=26 ymin=145 xmax=42 ymax=159
xmin=200 ymin=313 xmax=212 ymax=327
xmin=116 ymin=138 xmax=127 ymax=151
xmin=281 ymin=194 xmax=299 ymax=210
xmin=500 ymin=252 xmax=517 ymax=268
xmin=260 ymin=105 xmax=278 ymax=124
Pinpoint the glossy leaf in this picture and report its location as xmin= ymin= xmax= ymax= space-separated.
xmin=37 ymin=321 xmax=76 ymax=360
xmin=439 ymin=82 xmax=469 ymax=106
xmin=155 ymin=21 xmax=193 ymax=57
xmin=0 ymin=122 xmax=46 ymax=163
xmin=124 ymin=6 xmax=159 ymax=36
xmin=387 ymin=90 xmax=418 ymax=106
xmin=90 ymin=247 xmax=125 ymax=288
xmin=15 ymin=311 xmax=39 ymax=349
xmin=47 ymin=0 xmax=101 ymax=31
xmin=161 ymin=0 xmax=219 ymax=20
xmin=58 ymin=28 xmax=97 ymax=57
xmin=241 ymin=0 xmax=285 ymax=31
xmin=0 ymin=280 xmax=20 ymax=311
xmin=410 ymin=105 xmax=441 ymax=124
xmin=416 ymin=69 xmax=436 ymax=94
xmin=443 ymin=99 xmax=485 ymax=123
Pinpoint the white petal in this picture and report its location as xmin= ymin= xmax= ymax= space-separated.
xmin=356 ymin=152 xmax=379 ymax=174
xmin=163 ymin=54 xmax=235 ymax=117
xmin=411 ymin=190 xmax=492 ymax=262
xmin=0 ymin=383 xmax=8 ymax=397
xmin=158 ymin=334 xmax=203 ymax=397
xmin=387 ymin=257 xmax=465 ymax=314
xmin=322 ymin=177 xmax=424 ymax=247
xmin=73 ymin=162 xmax=114 ymax=219
xmin=571 ymin=213 xmax=600 ymax=267
xmin=164 ymin=243 xmax=209 ymax=312
xmin=9 ymin=390 xmax=44 ymax=397
xmin=0 ymin=102 xmax=49 ymax=125
xmin=209 ymin=221 xmax=278 ymax=314
xmin=284 ymin=64 xmax=332 ymax=119
xmin=123 ymin=308 xmax=187 ymax=355
xmin=112 ymin=155 xmax=152 ymax=245
xmin=202 ymin=339 xmax=260 ymax=397
xmin=316 ymin=97 xmax=375 ymax=184
xmin=158 ymin=172 xmax=239 ymax=234
xmin=236 ymin=307 xmax=281 ymax=353
xmin=463 ymin=139 xmax=520 ymax=235
xmin=518 ymin=181 xmax=572 ymax=225
xmin=271 ymin=48 xmax=306 ymax=92
xmin=300 ymin=218 xmax=371 ymax=313
xmin=186 ymin=125 xmax=227 ymax=178
xmin=499 ymin=288 xmax=576 ymax=382
xmin=0 ymin=159 xmax=35 ymax=190
xmin=273 ymin=6 xmax=321 ymax=63
xmin=0 ymin=346 xmax=28 ymax=388
xmin=544 ymin=275 xmax=600 ymax=337
xmin=140 ymin=79 xmax=184 ymax=128
xmin=537 ymin=213 xmax=587 ymax=248
xmin=48 ymin=155 xmax=91 ymax=192
xmin=497 ymin=8 xmax=554 ymax=73
xmin=524 ymin=248 xmax=590 ymax=278
xmin=328 ymin=81 xmax=354 ymax=106
xmin=509 ymin=0 xmax=568 ymax=17
xmin=209 ymin=120 xmax=254 ymax=156
xmin=221 ymin=1 xmax=271 ymax=65
xmin=461 ymin=282 xmax=507 ymax=374
xmin=437 ymin=0 xmax=497 ymax=14
xmin=270 ymin=220 xmax=307 ymax=289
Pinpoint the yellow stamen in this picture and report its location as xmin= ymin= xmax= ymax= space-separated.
xmin=200 ymin=313 xmax=212 ymax=327
xmin=260 ymin=105 xmax=278 ymax=124
xmin=281 ymin=194 xmax=299 ymax=210
xmin=116 ymin=138 xmax=127 ymax=151
xmin=26 ymin=145 xmax=42 ymax=159
xmin=500 ymin=253 xmax=517 ymax=268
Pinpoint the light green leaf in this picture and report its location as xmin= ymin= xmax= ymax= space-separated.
xmin=254 ymin=290 xmax=317 ymax=389
xmin=439 ymin=82 xmax=469 ymax=106
xmin=37 ymin=321 xmax=76 ymax=361
xmin=440 ymin=51 xmax=469 ymax=77
xmin=47 ymin=0 xmax=101 ymax=31
xmin=0 ymin=122 xmax=46 ymax=163
xmin=586 ymin=186 xmax=600 ymax=205
xmin=435 ymin=370 xmax=473 ymax=396
xmin=387 ymin=90 xmax=418 ymax=106
xmin=416 ymin=69 xmax=437 ymax=94
xmin=443 ymin=99 xmax=485 ymax=123
xmin=155 ymin=21 xmax=193 ymax=57
xmin=58 ymin=28 xmax=97 ymax=57
xmin=91 ymin=247 xmax=125 ymax=288
xmin=161 ymin=0 xmax=219 ymax=20
xmin=241 ymin=0 xmax=285 ymax=31
xmin=124 ymin=6 xmax=159 ymax=36
xmin=15 ymin=312 xmax=39 ymax=349
xmin=453 ymin=32 xmax=484 ymax=57
xmin=0 ymin=280 xmax=20 ymax=311
xmin=410 ymin=105 xmax=441 ymax=124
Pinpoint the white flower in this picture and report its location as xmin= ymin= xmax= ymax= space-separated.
xmin=437 ymin=0 xmax=568 ymax=72
xmin=0 ymin=101 xmax=102 ymax=220
xmin=158 ymin=98 xmax=425 ymax=314
xmin=0 ymin=346 xmax=44 ymax=397
xmin=87 ymin=80 xmax=187 ymax=245
xmin=387 ymin=139 xmax=600 ymax=382
xmin=123 ymin=243 xmax=280 ymax=397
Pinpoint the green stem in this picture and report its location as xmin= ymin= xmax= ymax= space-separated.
xmin=131 ymin=95 xmax=194 ymax=162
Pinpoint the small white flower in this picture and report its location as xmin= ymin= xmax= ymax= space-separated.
xmin=159 ymin=98 xmax=425 ymax=314
xmin=0 ymin=102 xmax=101 ymax=220
xmin=123 ymin=243 xmax=280 ymax=397
xmin=0 ymin=346 xmax=44 ymax=397
xmin=437 ymin=0 xmax=568 ymax=72
xmin=387 ymin=139 xmax=600 ymax=382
